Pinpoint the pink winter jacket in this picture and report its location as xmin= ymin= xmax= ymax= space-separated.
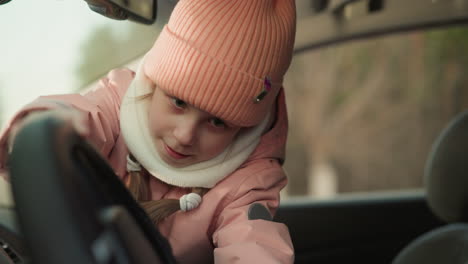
xmin=0 ymin=68 xmax=294 ymax=263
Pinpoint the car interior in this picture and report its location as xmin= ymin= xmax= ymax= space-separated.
xmin=1 ymin=0 xmax=468 ymax=263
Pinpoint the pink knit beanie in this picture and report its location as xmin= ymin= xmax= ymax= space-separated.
xmin=143 ymin=0 xmax=296 ymax=127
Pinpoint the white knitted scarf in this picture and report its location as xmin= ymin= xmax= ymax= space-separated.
xmin=120 ymin=60 xmax=270 ymax=189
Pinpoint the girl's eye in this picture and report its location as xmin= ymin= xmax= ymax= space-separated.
xmin=172 ymin=98 xmax=186 ymax=108
xmin=210 ymin=118 xmax=226 ymax=128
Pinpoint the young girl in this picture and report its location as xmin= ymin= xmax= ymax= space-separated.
xmin=0 ymin=0 xmax=296 ymax=263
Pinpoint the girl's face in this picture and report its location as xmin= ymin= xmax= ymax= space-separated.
xmin=148 ymin=87 xmax=241 ymax=168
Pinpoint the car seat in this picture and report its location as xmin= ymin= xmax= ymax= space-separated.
xmin=392 ymin=110 xmax=468 ymax=264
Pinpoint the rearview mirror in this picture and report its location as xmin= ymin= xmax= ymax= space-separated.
xmin=84 ymin=0 xmax=157 ymax=24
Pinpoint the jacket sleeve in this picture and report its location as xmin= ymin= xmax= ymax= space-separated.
xmin=0 ymin=68 xmax=134 ymax=175
xmin=211 ymin=160 xmax=294 ymax=264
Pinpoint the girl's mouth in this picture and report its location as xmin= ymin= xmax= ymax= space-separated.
xmin=165 ymin=144 xmax=190 ymax=159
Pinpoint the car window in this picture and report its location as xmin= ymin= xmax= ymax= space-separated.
xmin=282 ymin=26 xmax=468 ymax=199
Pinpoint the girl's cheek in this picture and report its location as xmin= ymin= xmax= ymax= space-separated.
xmin=209 ymin=133 xmax=236 ymax=152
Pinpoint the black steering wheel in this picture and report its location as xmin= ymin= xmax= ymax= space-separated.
xmin=8 ymin=115 xmax=176 ymax=264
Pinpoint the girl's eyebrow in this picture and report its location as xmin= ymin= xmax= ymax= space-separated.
xmin=161 ymin=90 xmax=175 ymax=98
xmin=163 ymin=91 xmax=186 ymax=102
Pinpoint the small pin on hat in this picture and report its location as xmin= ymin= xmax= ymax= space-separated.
xmin=254 ymin=76 xmax=272 ymax=103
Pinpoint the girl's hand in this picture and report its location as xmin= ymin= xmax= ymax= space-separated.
xmin=7 ymin=110 xmax=89 ymax=153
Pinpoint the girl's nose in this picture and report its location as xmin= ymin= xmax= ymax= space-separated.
xmin=173 ymin=119 xmax=197 ymax=146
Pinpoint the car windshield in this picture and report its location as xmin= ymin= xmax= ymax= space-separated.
xmin=2 ymin=1 xmax=468 ymax=204
xmin=0 ymin=0 xmax=158 ymax=122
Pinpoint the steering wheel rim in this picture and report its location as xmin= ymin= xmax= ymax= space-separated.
xmin=8 ymin=115 xmax=176 ymax=264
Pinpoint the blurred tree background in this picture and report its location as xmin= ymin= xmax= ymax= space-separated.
xmin=283 ymin=26 xmax=468 ymax=198
xmin=75 ymin=22 xmax=159 ymax=88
